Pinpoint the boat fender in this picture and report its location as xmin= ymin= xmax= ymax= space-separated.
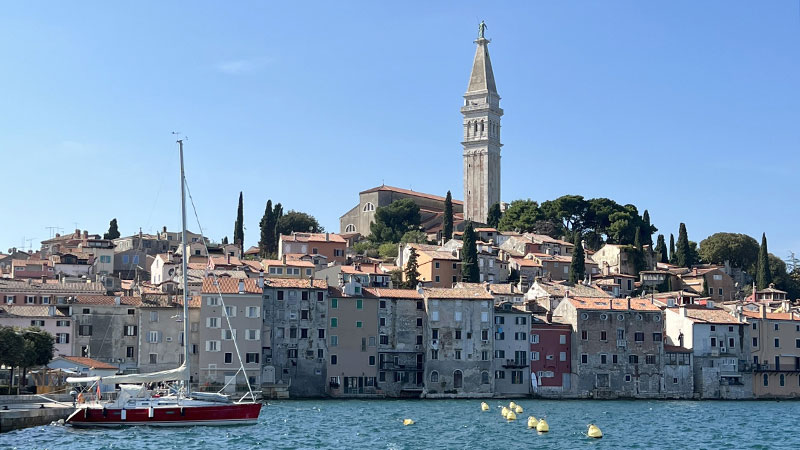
xmin=102 ymin=408 xmax=108 ymax=418
xmin=480 ymin=402 xmax=489 ymax=411
xmin=148 ymin=407 xmax=154 ymax=419
xmin=180 ymin=407 xmax=185 ymax=416
xmin=84 ymin=408 xmax=89 ymax=419
xmin=121 ymin=409 xmax=126 ymax=421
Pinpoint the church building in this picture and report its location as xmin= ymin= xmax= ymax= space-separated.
xmin=340 ymin=24 xmax=503 ymax=234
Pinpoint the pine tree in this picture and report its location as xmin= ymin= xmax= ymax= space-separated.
xmin=675 ymin=223 xmax=693 ymax=268
xmin=655 ymin=234 xmax=668 ymax=264
xmin=233 ymin=192 xmax=244 ymax=253
xmin=103 ymin=218 xmax=120 ymax=240
xmin=404 ymin=247 xmax=420 ymax=288
xmin=669 ymin=234 xmax=676 ymax=264
xmin=442 ymin=191 xmax=454 ymax=242
xmin=258 ymin=200 xmax=274 ymax=258
xmin=568 ymin=234 xmax=585 ymax=284
xmin=461 ymin=222 xmax=480 ymax=282
xmin=641 ymin=210 xmax=653 ymax=247
xmin=487 ymin=203 xmax=502 ymax=229
xmin=757 ymin=232 xmax=772 ymax=289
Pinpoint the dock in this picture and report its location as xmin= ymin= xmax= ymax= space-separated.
xmin=0 ymin=395 xmax=75 ymax=433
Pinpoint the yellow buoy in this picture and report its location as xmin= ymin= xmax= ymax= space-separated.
xmin=506 ymin=410 xmax=517 ymax=421
xmin=514 ymin=405 xmax=523 ymax=414
xmin=403 ymin=419 xmax=414 ymax=426
xmin=501 ymin=407 xmax=509 ymax=418
xmin=481 ymin=402 xmax=489 ymax=411
xmin=537 ymin=418 xmax=549 ymax=432
xmin=527 ymin=416 xmax=539 ymax=429
xmin=588 ymin=424 xmax=603 ymax=438
xmin=509 ymin=401 xmax=517 ymax=409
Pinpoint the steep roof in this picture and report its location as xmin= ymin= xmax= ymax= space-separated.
xmin=467 ymin=38 xmax=497 ymax=94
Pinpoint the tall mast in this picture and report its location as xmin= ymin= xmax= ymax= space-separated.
xmin=178 ymin=138 xmax=191 ymax=394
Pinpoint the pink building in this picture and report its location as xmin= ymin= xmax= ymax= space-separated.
xmin=530 ymin=316 xmax=572 ymax=392
xmin=10 ymin=259 xmax=55 ymax=280
xmin=0 ymin=305 xmax=73 ymax=356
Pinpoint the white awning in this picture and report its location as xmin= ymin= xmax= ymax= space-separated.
xmin=67 ymin=365 xmax=188 ymax=385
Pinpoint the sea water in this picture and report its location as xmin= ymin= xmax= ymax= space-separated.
xmin=0 ymin=399 xmax=795 ymax=449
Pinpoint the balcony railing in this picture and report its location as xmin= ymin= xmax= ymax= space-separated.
xmin=502 ymin=359 xmax=527 ymax=368
xmin=751 ymin=363 xmax=800 ymax=372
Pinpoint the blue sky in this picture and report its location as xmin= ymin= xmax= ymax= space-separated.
xmin=1 ymin=2 xmax=798 ymax=261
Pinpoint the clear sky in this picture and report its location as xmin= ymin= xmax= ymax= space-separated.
xmin=1 ymin=2 xmax=798 ymax=261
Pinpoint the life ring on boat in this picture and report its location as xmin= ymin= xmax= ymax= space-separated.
xmin=77 ymin=393 xmax=85 ymax=403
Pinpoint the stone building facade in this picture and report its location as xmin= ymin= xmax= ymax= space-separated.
xmin=530 ymin=316 xmax=573 ymax=396
xmin=492 ymin=302 xmax=530 ymax=397
xmin=554 ymin=296 xmax=664 ymax=398
xmin=137 ymin=295 xmax=201 ymax=384
xmin=372 ymin=288 xmax=426 ymax=397
xmin=422 ymin=287 xmax=494 ymax=397
xmin=71 ymin=296 xmax=142 ymax=373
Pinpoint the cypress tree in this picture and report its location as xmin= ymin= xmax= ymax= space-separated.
xmin=258 ymin=200 xmax=274 ymax=258
xmin=104 ymin=218 xmax=120 ymax=240
xmin=404 ymin=247 xmax=420 ymax=288
xmin=461 ymin=222 xmax=480 ymax=282
xmin=487 ymin=203 xmax=502 ymax=229
xmin=641 ymin=210 xmax=653 ymax=247
xmin=702 ymin=276 xmax=710 ymax=297
xmin=442 ymin=191 xmax=453 ymax=242
xmin=568 ymin=234 xmax=585 ymax=284
xmin=234 ymin=192 xmax=244 ymax=253
xmin=655 ymin=234 xmax=668 ymax=264
xmin=675 ymin=223 xmax=693 ymax=268
xmin=222 ymin=236 xmax=229 ymax=245
xmin=669 ymin=233 xmax=676 ymax=264
xmin=757 ymin=233 xmax=772 ymax=289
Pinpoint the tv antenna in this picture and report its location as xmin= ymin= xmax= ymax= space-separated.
xmin=45 ymin=226 xmax=63 ymax=239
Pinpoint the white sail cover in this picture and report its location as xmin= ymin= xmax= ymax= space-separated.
xmin=66 ymin=364 xmax=188 ymax=384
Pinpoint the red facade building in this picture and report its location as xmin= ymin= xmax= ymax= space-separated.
xmin=530 ymin=316 xmax=572 ymax=392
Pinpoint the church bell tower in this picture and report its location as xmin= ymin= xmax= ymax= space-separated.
xmin=462 ymin=22 xmax=502 ymax=224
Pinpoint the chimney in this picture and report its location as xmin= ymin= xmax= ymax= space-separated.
xmin=114 ymin=296 xmax=121 ymax=306
xmin=680 ymin=306 xmax=687 ymax=317
xmin=163 ymin=226 xmax=167 ymax=234
xmin=626 ymin=296 xmax=632 ymax=310
xmin=545 ymin=311 xmax=553 ymax=323
xmin=227 ymin=254 xmax=231 ymax=265
xmin=325 ymin=232 xmax=330 ymax=242
xmin=238 ymin=279 xmax=246 ymax=294
xmin=83 ymin=230 xmax=88 ymax=239
xmin=759 ymin=303 xmax=767 ymax=319
xmin=258 ymin=270 xmax=264 ymax=289
xmin=282 ymin=254 xmax=287 ymax=264
xmin=48 ymin=306 xmax=55 ymax=317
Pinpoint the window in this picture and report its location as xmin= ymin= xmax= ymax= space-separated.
xmin=511 ymin=371 xmax=523 ymax=385
xmin=149 ymin=353 xmax=157 ymax=364
xmin=369 ymin=355 xmax=376 ymax=366
xmin=710 ymin=325 xmax=716 ymax=331
xmin=581 ymin=354 xmax=588 ymax=364
xmin=207 ymin=296 xmax=219 ymax=306
xmin=455 ymin=330 xmax=462 ymax=340
xmin=653 ymin=332 xmax=662 ymax=342
xmin=753 ymin=337 xmax=759 ymax=347
xmin=330 ymin=355 xmax=337 ymax=365
xmin=796 ymin=339 xmax=800 ymax=349
xmin=330 ymin=318 xmax=338 ymax=328
xmin=369 ymin=336 xmax=376 ymax=346
xmin=246 ymin=353 xmax=259 ymax=364
xmin=559 ymin=334 xmax=567 ymax=345
xmin=330 ymin=335 xmax=338 ymax=347
xmin=710 ymin=337 xmax=717 ymax=347
xmin=56 ymin=333 xmax=69 ymax=344
xmin=4 ymin=296 xmax=13 ymax=304
xmin=481 ymin=371 xmax=490 ymax=384
xmin=356 ymin=299 xmax=363 ymax=309
xmin=481 ymin=329 xmax=489 ymax=341
xmin=330 ymin=298 xmax=337 ymax=308
xmin=224 ymin=306 xmax=236 ymax=317
xmin=635 ymin=332 xmax=644 ymax=342
xmin=629 ymin=355 xmax=639 ymax=364
xmin=207 ymin=317 xmax=220 ymax=328
xmin=453 ymin=370 xmax=463 ymax=388
xmin=581 ymin=330 xmax=588 ymax=340
xmin=56 ymin=320 xmax=70 ymax=327
xmin=612 ymin=354 xmax=618 ymax=364
xmin=454 ymin=311 xmax=462 ymax=322
xmin=148 ymin=331 xmax=160 ymax=343
xmin=495 ymin=331 xmax=505 ymax=340
xmin=430 ymin=349 xmax=438 ymax=360
xmin=224 ymin=353 xmax=233 ymax=364
xmin=379 ymin=334 xmax=389 ymax=345
xmin=600 ymin=331 xmax=607 ymax=341
xmin=763 ymin=374 xmax=769 ymax=387
xmin=363 ymin=202 xmax=375 ymax=212
xmin=646 ymin=354 xmax=656 ymax=365
xmin=430 ymin=371 xmax=439 ymax=383
xmin=775 ymin=323 xmax=779 ymax=331
xmin=41 ymin=296 xmax=50 ymax=304
xmin=416 ymin=318 xmax=423 ymax=327
xmin=300 ymin=328 xmax=308 ymax=339
xmin=515 ymin=332 xmax=526 ymax=341
xmin=82 ymin=308 xmax=91 ymax=314
xmin=775 ymin=338 xmax=780 ymax=348
xmin=600 ymin=354 xmax=607 ymax=364
xmin=356 ymin=321 xmax=363 ymax=328
xmin=495 ymin=350 xmax=506 ymax=359
xmin=78 ymin=325 xmax=92 ymax=336
xmin=277 ymin=291 xmax=285 ymax=301
xmin=481 ymin=351 xmax=489 ymax=361
xmin=624 ymin=374 xmax=631 ymax=382
xmin=780 ymin=374 xmax=785 ymax=387
xmin=317 ymin=291 xmax=324 ymax=302
xmin=435 ymin=262 xmax=440 ymax=269
xmin=431 ymin=311 xmax=439 ymax=321
xmin=531 ymin=334 xmax=540 ymax=344
xmin=559 ymin=351 xmax=566 ymax=362
xmin=126 ymin=346 xmax=134 ymax=358
xmin=432 ymin=329 xmax=439 ymax=339
xmin=246 ymin=306 xmax=260 ymax=318
xmin=205 ymin=340 xmax=219 ymax=352
xmin=531 ymin=351 xmax=540 ymax=361
xmin=454 ymin=350 xmax=462 ymax=360
xmin=728 ymin=337 xmax=734 ymax=348
xmin=481 ymin=312 xmax=489 ymax=322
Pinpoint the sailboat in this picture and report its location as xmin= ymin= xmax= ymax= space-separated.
xmin=65 ymin=139 xmax=262 ymax=427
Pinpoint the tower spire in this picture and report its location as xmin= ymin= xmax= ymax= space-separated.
xmin=462 ymin=23 xmax=503 ymax=224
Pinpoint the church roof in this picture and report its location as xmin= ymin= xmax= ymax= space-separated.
xmin=359 ymin=185 xmax=464 ymax=205
xmin=467 ymin=38 xmax=497 ymax=94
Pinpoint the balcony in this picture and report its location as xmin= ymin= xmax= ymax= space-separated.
xmin=751 ymin=363 xmax=800 ymax=373
xmin=502 ymin=359 xmax=528 ymax=368
xmin=380 ymin=362 xmax=421 ymax=371
xmin=616 ymin=340 xmax=627 ymax=348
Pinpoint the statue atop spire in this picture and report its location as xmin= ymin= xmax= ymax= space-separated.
xmin=478 ymin=20 xmax=487 ymax=39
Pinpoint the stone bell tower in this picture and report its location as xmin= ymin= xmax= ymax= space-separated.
xmin=462 ymin=21 xmax=502 ymax=224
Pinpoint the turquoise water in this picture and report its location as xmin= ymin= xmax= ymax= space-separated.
xmin=1 ymin=399 xmax=796 ymax=449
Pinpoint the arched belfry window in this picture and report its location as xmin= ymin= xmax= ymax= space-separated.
xmin=345 ymin=224 xmax=356 ymax=233
xmin=480 ymin=120 xmax=484 ymax=132
xmin=474 ymin=122 xmax=478 ymax=133
xmin=363 ymin=202 xmax=375 ymax=212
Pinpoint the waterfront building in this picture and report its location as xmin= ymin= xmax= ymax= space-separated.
xmin=371 ymin=288 xmax=426 ymax=397
xmin=524 ymin=278 xmax=610 ymax=312
xmin=0 ymin=278 xmax=106 ymax=306
xmin=263 ymin=257 xmax=315 ymax=279
xmin=554 ymin=296 xmax=664 ymax=399
xmin=262 ymin=277 xmax=329 ymax=397
xmin=662 ymin=344 xmax=694 ymax=398
xmin=316 ymin=263 xmax=392 ymax=288
xmin=326 ymin=281 xmax=379 ymax=397
xmin=0 ymin=305 xmax=72 ymax=356
xmin=664 ymin=305 xmax=752 ymax=399
xmin=529 ymin=315 xmax=573 ymax=396
xmin=492 ymin=302 xmax=530 ymax=397
xmin=742 ymin=306 xmax=800 ymax=398
xmin=137 ymin=295 xmax=201 ymax=383
xmin=422 ymin=286 xmax=494 ymax=397
xmin=279 ymin=232 xmax=347 ymax=265
xmin=70 ymin=296 xmax=141 ymax=373
xmin=199 ymin=278 xmax=264 ymax=390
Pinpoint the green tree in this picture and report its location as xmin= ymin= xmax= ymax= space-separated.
xmin=258 ymin=200 xmax=274 ymax=258
xmin=675 ymin=223 xmax=694 ymax=268
xmin=404 ymin=247 xmax=420 ymax=288
xmin=461 ymin=222 xmax=479 ymax=282
xmin=103 ymin=218 xmax=120 ymax=240
xmin=0 ymin=326 xmax=24 ymax=393
xmin=18 ymin=328 xmax=54 ymax=393
xmin=370 ymin=199 xmax=421 ymax=243
xmin=378 ymin=242 xmax=399 ymax=259
xmin=389 ymin=268 xmax=404 ymax=288
xmin=654 ymin=234 xmax=668 ymax=264
xmin=442 ymin=191 xmax=454 ymax=241
xmin=487 ymin=203 xmax=502 ymax=229
xmin=702 ymin=276 xmax=710 ymax=297
xmin=276 ymin=210 xmax=323 ymax=236
xmin=699 ymin=232 xmax=759 ymax=269
xmin=669 ymin=234 xmax=676 ymax=264
xmin=757 ymin=233 xmax=772 ymax=289
xmin=233 ymin=192 xmax=244 ymax=253
xmin=568 ymin=234 xmax=585 ymax=284
xmin=221 ymin=236 xmax=229 ymax=245
xmin=641 ymin=210 xmax=654 ymax=247
xmin=540 ymin=195 xmax=588 ymax=242
xmin=400 ymin=230 xmax=428 ymax=245
xmin=497 ymin=200 xmax=544 ymax=233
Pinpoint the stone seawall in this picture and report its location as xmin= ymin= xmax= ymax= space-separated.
xmin=0 ymin=405 xmax=75 ymax=433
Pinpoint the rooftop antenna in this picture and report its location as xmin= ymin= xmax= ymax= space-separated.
xmin=45 ymin=226 xmax=63 ymax=239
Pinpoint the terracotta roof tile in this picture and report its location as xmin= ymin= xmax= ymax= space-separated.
xmin=265 ymin=278 xmax=327 ymax=289
xmin=201 ymin=277 xmax=262 ymax=294
xmin=364 ymin=288 xmax=423 ymax=299
xmin=423 ymin=287 xmax=494 ymax=300
xmin=668 ymin=306 xmax=741 ymax=324
xmin=0 ymin=305 xmax=66 ymax=317
xmin=741 ymin=310 xmax=800 ymax=321
xmin=279 ymin=233 xmax=346 ymax=244
xmin=359 ymin=185 xmax=464 ymax=205
xmin=567 ymin=296 xmax=660 ymax=311
xmin=73 ymin=296 xmax=142 ymax=306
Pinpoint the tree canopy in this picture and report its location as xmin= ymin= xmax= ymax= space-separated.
xmin=699 ymin=232 xmax=759 ymax=269
xmin=277 ymin=210 xmax=323 ymax=236
xmin=487 ymin=203 xmax=502 ymax=229
xmin=258 ymin=200 xmax=282 ymax=258
xmin=675 ymin=223 xmax=694 ymax=268
xmin=103 ymin=218 xmax=120 ymax=240
xmin=369 ymin=199 xmax=421 ymax=244
xmin=655 ymin=234 xmax=668 ymax=264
